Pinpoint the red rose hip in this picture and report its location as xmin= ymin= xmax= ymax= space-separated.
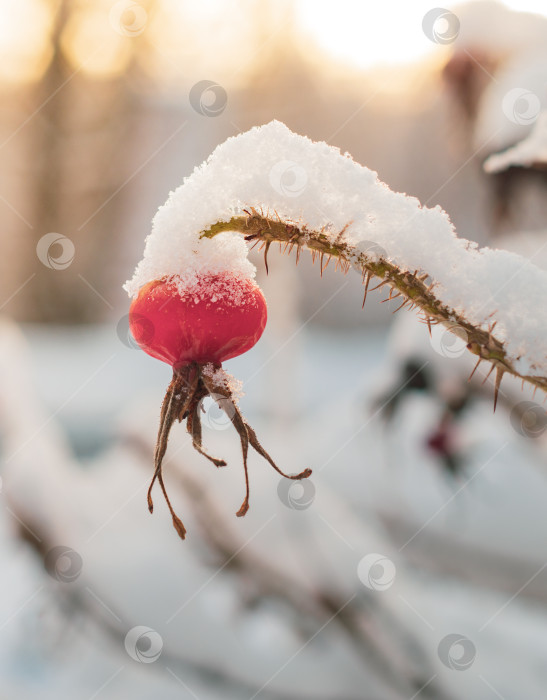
xmin=129 ymin=273 xmax=267 ymax=368
xmin=129 ymin=270 xmax=311 ymax=541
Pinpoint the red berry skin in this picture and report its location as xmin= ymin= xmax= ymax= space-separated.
xmin=129 ymin=274 xmax=267 ymax=368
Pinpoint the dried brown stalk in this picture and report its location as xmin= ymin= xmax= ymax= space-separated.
xmin=148 ymin=362 xmax=311 ymax=539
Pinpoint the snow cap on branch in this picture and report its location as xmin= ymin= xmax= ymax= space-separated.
xmin=125 ymin=120 xmax=547 ymax=376
xmin=484 ymin=110 xmax=547 ymax=173
xmin=124 ymin=120 xmax=457 ymax=296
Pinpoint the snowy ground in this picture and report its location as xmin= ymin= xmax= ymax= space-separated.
xmin=1 ymin=316 xmax=547 ymax=698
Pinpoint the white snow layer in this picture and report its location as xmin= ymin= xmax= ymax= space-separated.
xmin=125 ymin=120 xmax=547 ymax=376
xmin=484 ymin=110 xmax=547 ymax=173
xmin=452 ymin=1 xmax=547 ymax=57
xmin=473 ymin=47 xmax=547 ymax=153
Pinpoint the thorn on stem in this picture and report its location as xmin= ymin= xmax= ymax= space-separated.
xmin=468 ymin=357 xmax=482 ymax=381
xmin=370 ymin=280 xmax=388 ymax=292
xmin=482 ymin=363 xmax=495 ymax=386
xmin=362 ymin=272 xmax=371 ymax=308
xmin=493 ymin=367 xmax=504 ymax=412
xmin=393 ymin=299 xmax=408 ymax=313
xmin=264 ymin=240 xmax=271 ymax=274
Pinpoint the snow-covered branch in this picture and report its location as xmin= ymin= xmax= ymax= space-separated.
xmin=125 ymin=121 xmax=547 ymax=397
xmin=201 ymin=211 xmax=545 ymax=398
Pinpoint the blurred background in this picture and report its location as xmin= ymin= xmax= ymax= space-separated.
xmin=2 ymin=0 xmax=547 ymax=698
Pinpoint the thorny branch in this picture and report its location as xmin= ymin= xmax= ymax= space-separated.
xmin=201 ymin=210 xmax=547 ymax=400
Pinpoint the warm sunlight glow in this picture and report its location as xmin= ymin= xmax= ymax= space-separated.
xmin=144 ymin=0 xmax=256 ymax=88
xmin=61 ymin=5 xmax=133 ymax=78
xmin=295 ymin=0 xmax=547 ymax=70
xmin=0 ymin=0 xmax=52 ymax=83
xmin=1 ymin=0 xmax=547 ymax=87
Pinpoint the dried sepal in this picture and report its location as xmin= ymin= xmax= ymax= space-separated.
xmin=149 ymin=363 xmax=312 ymax=539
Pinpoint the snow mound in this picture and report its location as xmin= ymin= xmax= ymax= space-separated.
xmin=125 ymin=120 xmax=547 ymax=376
xmin=484 ymin=110 xmax=547 ymax=172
